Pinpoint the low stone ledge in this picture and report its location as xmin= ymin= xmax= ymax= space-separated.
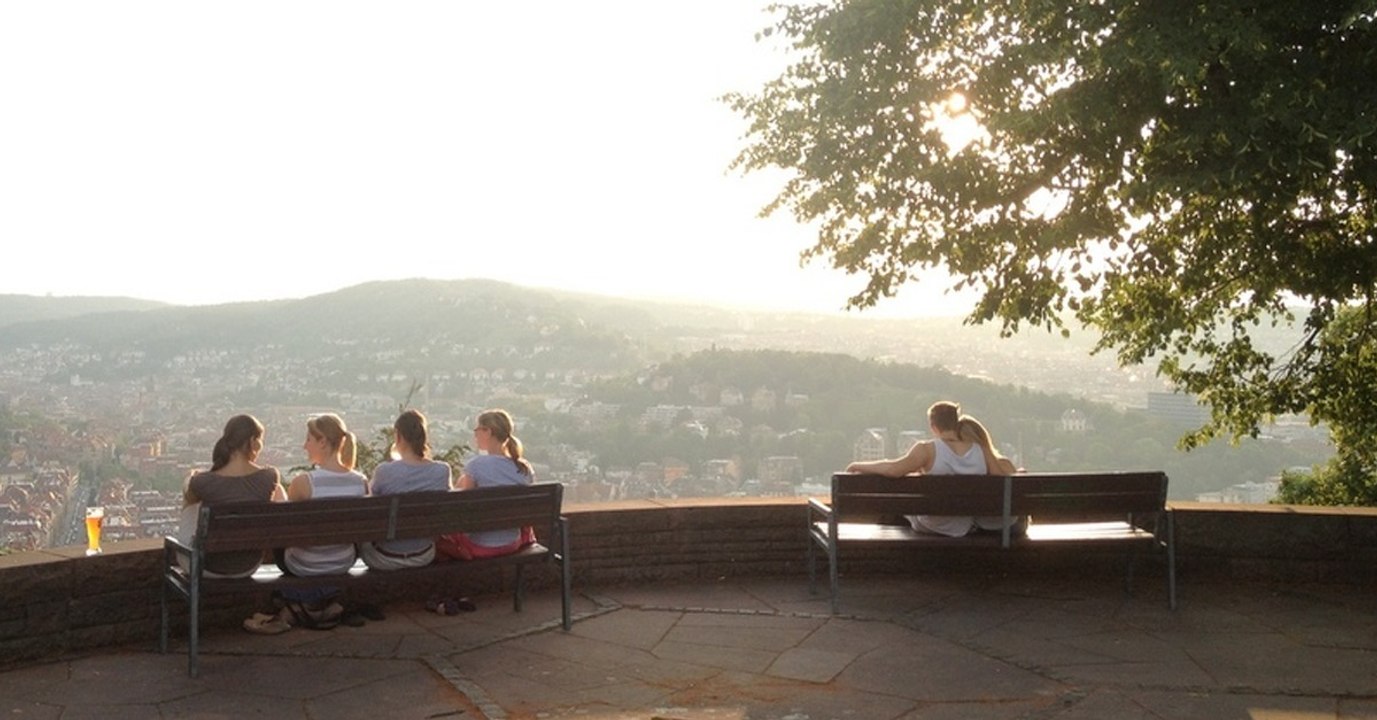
xmin=2 ymin=498 xmax=1376 ymax=669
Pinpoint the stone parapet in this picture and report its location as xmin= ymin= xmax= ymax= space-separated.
xmin=1171 ymin=501 xmax=1377 ymax=582
xmin=2 ymin=498 xmax=1375 ymax=668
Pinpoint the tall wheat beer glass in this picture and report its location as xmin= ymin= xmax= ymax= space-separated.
xmin=84 ymin=506 xmax=104 ymax=555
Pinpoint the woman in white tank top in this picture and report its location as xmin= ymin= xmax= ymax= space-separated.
xmin=277 ymin=413 xmax=368 ymax=576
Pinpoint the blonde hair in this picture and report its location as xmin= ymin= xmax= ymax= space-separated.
xmin=958 ymin=415 xmax=1011 ymax=468
xmin=475 ymin=408 xmax=531 ymax=476
xmin=307 ymin=413 xmax=357 ymax=470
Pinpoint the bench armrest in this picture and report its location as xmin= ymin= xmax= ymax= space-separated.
xmin=164 ymin=535 xmax=193 ymax=558
xmin=808 ymin=497 xmax=834 ymax=522
xmin=162 ymin=535 xmax=196 ymax=572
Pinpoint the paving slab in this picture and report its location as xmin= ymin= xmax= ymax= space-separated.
xmin=2 ymin=576 xmax=1374 ymax=720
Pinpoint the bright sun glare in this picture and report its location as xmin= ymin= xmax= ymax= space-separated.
xmin=932 ymin=91 xmax=986 ymax=155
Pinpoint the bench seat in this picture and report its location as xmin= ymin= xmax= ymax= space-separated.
xmin=809 ymin=472 xmax=1175 ymax=612
xmin=161 ymin=483 xmax=570 ymax=677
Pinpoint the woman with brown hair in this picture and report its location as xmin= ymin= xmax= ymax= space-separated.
xmin=360 ymin=409 xmax=452 ymax=570
xmin=182 ymin=414 xmax=285 ymax=577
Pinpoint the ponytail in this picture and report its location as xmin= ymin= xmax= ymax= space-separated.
xmin=210 ymin=437 xmax=232 ymax=472
xmin=394 ymin=409 xmax=431 ymax=458
xmin=505 ymin=436 xmax=531 ymax=476
xmin=307 ymin=413 xmax=355 ymax=470
xmin=340 ymin=431 xmax=357 ymax=471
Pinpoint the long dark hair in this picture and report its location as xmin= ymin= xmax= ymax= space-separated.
xmin=395 ymin=409 xmax=430 ymax=458
xmin=211 ymin=414 xmax=264 ymax=472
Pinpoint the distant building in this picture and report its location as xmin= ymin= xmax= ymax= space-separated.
xmin=853 ymin=429 xmax=887 ymax=462
xmin=1060 ymin=409 xmax=1089 ymax=433
xmin=897 ymin=430 xmax=924 ymax=454
xmin=1196 ymin=480 xmax=1279 ymax=504
xmin=1147 ymin=391 xmax=1209 ymax=427
xmin=758 ymin=456 xmax=803 ymax=485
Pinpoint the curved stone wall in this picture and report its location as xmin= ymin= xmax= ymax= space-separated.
xmin=2 ymin=498 xmax=1375 ymax=669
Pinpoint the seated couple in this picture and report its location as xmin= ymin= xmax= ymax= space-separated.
xmin=846 ymin=400 xmax=1026 ymax=538
xmin=181 ymin=408 xmax=534 ymax=579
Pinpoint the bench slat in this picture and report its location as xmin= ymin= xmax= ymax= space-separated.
xmin=832 ymin=475 xmax=1007 ymax=517
xmin=393 ymin=486 xmax=560 ymax=537
xmin=201 ymin=496 xmax=396 ymax=552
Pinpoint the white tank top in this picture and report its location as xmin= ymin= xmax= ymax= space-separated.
xmin=930 ymin=440 xmax=987 ymax=475
xmin=283 ymin=468 xmax=367 ymax=576
xmin=906 ymin=439 xmax=986 ymax=537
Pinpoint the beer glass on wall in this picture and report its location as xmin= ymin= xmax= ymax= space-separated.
xmin=84 ymin=506 xmax=104 ymax=555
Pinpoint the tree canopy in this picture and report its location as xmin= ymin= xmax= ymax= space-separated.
xmin=728 ymin=0 xmax=1377 ymax=497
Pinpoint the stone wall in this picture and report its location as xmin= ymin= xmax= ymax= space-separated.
xmin=2 ymin=498 xmax=1376 ymax=669
xmin=1171 ymin=501 xmax=1377 ymax=582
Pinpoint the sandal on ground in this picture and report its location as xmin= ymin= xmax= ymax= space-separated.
xmin=242 ymin=611 xmax=292 ymax=635
xmin=425 ymin=597 xmax=477 ymax=615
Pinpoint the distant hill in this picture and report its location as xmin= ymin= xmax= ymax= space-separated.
xmin=0 ymin=295 xmax=167 ymax=329
xmin=0 ymin=277 xmax=1313 ymax=394
xmin=0 ymin=279 xmax=661 ymax=376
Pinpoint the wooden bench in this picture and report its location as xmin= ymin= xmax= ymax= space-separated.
xmin=160 ymin=482 xmax=571 ymax=677
xmin=808 ymin=472 xmax=1176 ymax=613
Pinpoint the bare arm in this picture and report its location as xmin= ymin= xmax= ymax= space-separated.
xmin=455 ymin=471 xmax=475 ymax=490
xmin=287 ymin=472 xmax=313 ymax=502
xmin=978 ymin=444 xmax=1018 ymax=475
xmin=269 ymin=469 xmax=287 ymax=502
xmin=182 ymin=470 xmax=200 ymax=506
xmin=846 ymin=441 xmax=933 ymax=477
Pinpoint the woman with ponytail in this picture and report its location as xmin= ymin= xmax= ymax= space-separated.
xmin=847 ymin=400 xmax=1020 ymax=537
xmin=182 ymin=414 xmax=285 ymax=577
xmin=360 ymin=409 xmax=452 ymax=570
xmin=278 ymin=413 xmax=368 ymax=576
xmin=436 ymin=408 xmax=536 ymax=562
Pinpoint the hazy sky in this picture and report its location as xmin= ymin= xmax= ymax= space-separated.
xmin=2 ymin=1 xmax=971 ymax=317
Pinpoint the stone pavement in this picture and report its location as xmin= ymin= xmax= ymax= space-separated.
xmin=2 ymin=573 xmax=1375 ymax=719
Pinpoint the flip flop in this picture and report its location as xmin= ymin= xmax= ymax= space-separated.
xmin=242 ymin=612 xmax=292 ymax=635
xmin=425 ymin=597 xmax=477 ymax=615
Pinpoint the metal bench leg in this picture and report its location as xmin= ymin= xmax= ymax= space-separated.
xmin=828 ymin=541 xmax=839 ymax=615
xmin=1166 ymin=512 xmax=1178 ymax=610
xmin=159 ymin=575 xmax=169 ymax=654
xmin=807 ymin=536 xmax=817 ymax=595
xmin=513 ymin=563 xmax=525 ymax=612
xmin=560 ymin=520 xmax=572 ymax=631
xmin=1124 ymin=545 xmax=1140 ymax=598
xmin=188 ymin=580 xmax=200 ymax=678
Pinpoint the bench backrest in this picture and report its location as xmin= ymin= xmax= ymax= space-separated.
xmin=195 ymin=482 xmax=564 ymax=553
xmin=829 ymin=471 xmax=1167 ymax=519
xmin=1008 ymin=472 xmax=1167 ymax=518
xmin=829 ymin=473 xmax=1007 ymax=517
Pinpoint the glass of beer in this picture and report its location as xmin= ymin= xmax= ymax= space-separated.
xmin=84 ymin=506 xmax=105 ymax=555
